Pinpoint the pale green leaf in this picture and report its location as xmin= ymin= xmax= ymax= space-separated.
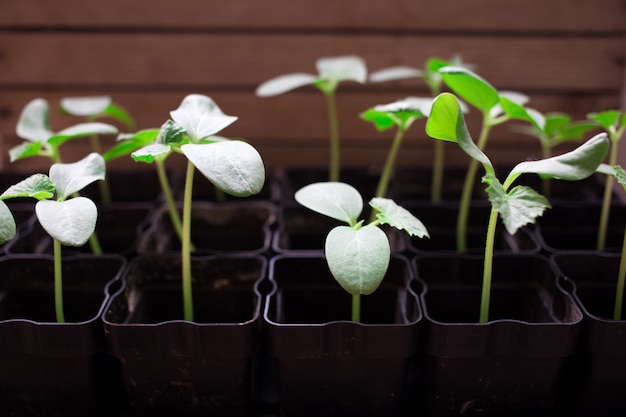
xmin=484 ymin=175 xmax=551 ymax=235
xmin=181 ymin=141 xmax=265 ymax=197
xmin=156 ymin=120 xmax=186 ymax=145
xmin=369 ymin=198 xmax=429 ymax=238
xmin=255 ymin=73 xmax=317 ymax=97
xmin=170 ymin=95 xmax=237 ymax=141
xmin=49 ymin=122 xmax=119 ymax=147
xmin=369 ymin=66 xmax=423 ymax=82
xmin=16 ymin=98 xmax=53 ymax=143
xmin=613 ymin=165 xmax=626 ymax=191
xmin=294 ymin=182 xmax=363 ymax=225
xmin=509 ymin=133 xmax=609 ymax=183
xmin=588 ymin=110 xmax=621 ymax=131
xmin=498 ymin=97 xmax=545 ymax=131
xmin=0 ymin=173 xmax=56 ymax=201
xmin=60 ymin=96 xmax=111 ymax=116
xmin=316 ymin=55 xmax=367 ymax=84
xmin=439 ymin=66 xmax=499 ymax=114
xmin=49 ymin=153 xmax=105 ymax=200
xmin=9 ymin=141 xmax=43 ymax=163
xmin=325 ymin=225 xmax=390 ymax=295
xmin=131 ymin=143 xmax=172 ymax=163
xmin=36 ymin=197 xmax=98 ymax=246
xmin=0 ymin=200 xmax=16 ymax=244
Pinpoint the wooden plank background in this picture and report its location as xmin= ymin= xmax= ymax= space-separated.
xmin=0 ymin=0 xmax=625 ymax=175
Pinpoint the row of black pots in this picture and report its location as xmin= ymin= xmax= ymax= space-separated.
xmin=0 ymin=250 xmax=624 ymax=417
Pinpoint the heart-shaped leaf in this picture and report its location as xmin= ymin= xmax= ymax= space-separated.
xmin=369 ymin=198 xmax=429 ymax=238
xmin=426 ymin=93 xmax=494 ymax=174
xmin=255 ymin=73 xmax=318 ymax=97
xmin=484 ymin=174 xmax=550 ymax=235
xmin=49 ymin=153 xmax=105 ymax=199
xmin=369 ymin=66 xmax=424 ymax=83
xmin=16 ymin=98 xmax=53 ymax=143
xmin=295 ymin=182 xmax=363 ymax=225
xmin=508 ymin=133 xmax=609 ymax=183
xmin=181 ymin=141 xmax=265 ymax=197
xmin=36 ymin=197 xmax=97 ymax=246
xmin=170 ymin=94 xmax=237 ymax=141
xmin=60 ymin=96 xmax=112 ymax=116
xmin=439 ymin=66 xmax=499 ymax=114
xmin=1 ymin=173 xmax=56 ymax=201
xmin=0 ymin=201 xmax=16 ymax=245
xmin=325 ymin=224 xmax=390 ymax=295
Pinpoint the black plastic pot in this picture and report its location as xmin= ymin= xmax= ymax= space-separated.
xmin=394 ymin=166 xmax=486 ymax=203
xmin=405 ymin=202 xmax=540 ymax=255
xmin=413 ymin=253 xmax=582 ymax=417
xmin=264 ymin=253 xmax=421 ymax=417
xmin=5 ymin=202 xmax=153 ymax=258
xmin=81 ymin=169 xmax=176 ymax=203
xmin=534 ymin=202 xmax=626 ymax=253
xmin=138 ymin=201 xmax=275 ymax=255
xmin=103 ymin=253 xmax=266 ymax=417
xmin=0 ymin=254 xmax=127 ymax=417
xmin=550 ymin=251 xmax=626 ymax=417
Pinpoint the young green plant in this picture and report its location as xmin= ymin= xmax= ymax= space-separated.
xmin=426 ymin=93 xmax=609 ymax=323
xmin=435 ymin=66 xmax=543 ymax=252
xmin=12 ymin=98 xmax=118 ymax=254
xmin=513 ymin=112 xmax=598 ymax=197
xmin=0 ymin=153 xmax=105 ymax=323
xmin=360 ymin=97 xmax=433 ymax=201
xmin=295 ymin=182 xmax=428 ymax=322
xmin=131 ymin=94 xmax=265 ymax=322
xmin=60 ymin=96 xmax=135 ymax=203
xmin=256 ymin=55 xmax=367 ymax=182
xmin=104 ymin=126 xmax=192 ymax=250
xmin=588 ymin=110 xmax=626 ymax=250
xmin=369 ymin=55 xmax=473 ymax=202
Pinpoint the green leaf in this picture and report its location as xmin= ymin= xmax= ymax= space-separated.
xmin=131 ymin=143 xmax=172 ymax=163
xmin=170 ymin=94 xmax=237 ymax=141
xmin=361 ymin=97 xmax=431 ymax=132
xmin=103 ymin=141 xmax=146 ymax=161
xmin=439 ymin=66 xmax=499 ymax=114
xmin=104 ymin=102 xmax=135 ymax=128
xmin=360 ymin=108 xmax=397 ymax=131
xmin=484 ymin=174 xmax=551 ymax=235
xmin=60 ymin=96 xmax=111 ymax=116
xmin=588 ymin=110 xmax=621 ymax=131
xmin=48 ymin=122 xmax=119 ymax=147
xmin=557 ymin=121 xmax=598 ymax=142
xmin=156 ymin=120 xmax=186 ymax=145
xmin=294 ymin=182 xmax=363 ymax=226
xmin=498 ymin=96 xmax=545 ymax=131
xmin=0 ymin=200 xmax=16 ymax=245
xmin=543 ymin=113 xmax=572 ymax=136
xmin=9 ymin=141 xmax=43 ymax=163
xmin=369 ymin=66 xmax=423 ymax=83
xmin=255 ymin=73 xmax=317 ymax=97
xmin=369 ymin=198 xmax=429 ymax=238
xmin=181 ymin=141 xmax=265 ymax=197
xmin=49 ymin=153 xmax=106 ymax=200
xmin=117 ymin=128 xmax=160 ymax=144
xmin=614 ymin=165 xmax=626 ymax=191
xmin=425 ymin=93 xmax=494 ymax=173
xmin=16 ymin=98 xmax=53 ymax=143
xmin=325 ymin=224 xmax=390 ymax=295
xmin=0 ymin=173 xmax=56 ymax=201
xmin=316 ymin=55 xmax=367 ymax=84
xmin=35 ymin=197 xmax=97 ymax=246
xmin=509 ymin=133 xmax=609 ymax=183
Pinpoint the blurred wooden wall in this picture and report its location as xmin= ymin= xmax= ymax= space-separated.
xmin=0 ymin=0 xmax=625 ymax=174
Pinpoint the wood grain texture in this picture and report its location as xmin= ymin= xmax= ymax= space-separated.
xmin=1 ymin=0 xmax=625 ymax=32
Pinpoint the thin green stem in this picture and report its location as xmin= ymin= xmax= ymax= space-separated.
xmin=89 ymin=135 xmax=112 ymax=204
xmin=352 ymin=293 xmax=361 ymax=323
xmin=456 ymin=120 xmax=492 ymax=252
xmin=540 ymin=142 xmax=552 ymax=198
xmin=326 ymin=91 xmax=340 ymax=182
xmin=597 ymin=143 xmax=618 ymax=250
xmin=88 ymin=233 xmax=103 ymax=255
xmin=614 ymin=225 xmax=626 ymax=320
xmin=53 ymin=238 xmax=65 ymax=323
xmin=375 ymin=127 xmax=406 ymax=199
xmin=431 ymin=139 xmax=445 ymax=203
xmin=156 ymin=160 xmax=194 ymax=251
xmin=480 ymin=207 xmax=500 ymax=323
xmin=182 ymin=160 xmax=195 ymax=322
